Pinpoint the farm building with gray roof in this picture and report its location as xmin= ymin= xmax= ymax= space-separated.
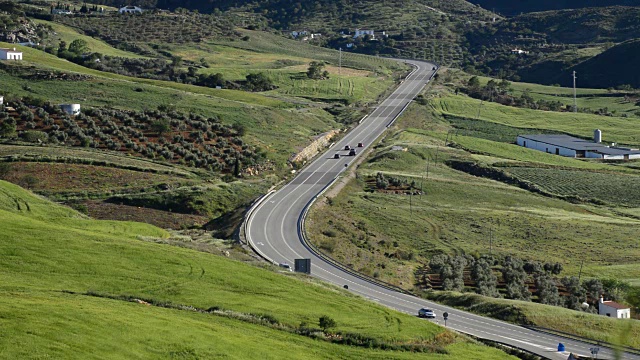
xmin=516 ymin=130 xmax=640 ymax=160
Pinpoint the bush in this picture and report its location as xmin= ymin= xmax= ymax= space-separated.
xmin=318 ymin=315 xmax=336 ymax=331
xmin=21 ymin=130 xmax=48 ymax=143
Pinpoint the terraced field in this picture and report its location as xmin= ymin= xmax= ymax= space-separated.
xmin=505 ymin=167 xmax=640 ymax=206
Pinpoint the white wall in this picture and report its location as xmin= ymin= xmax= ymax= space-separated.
xmin=599 ymin=303 xmax=631 ymax=318
xmin=0 ymin=50 xmax=22 ymax=60
xmin=516 ymin=136 xmax=577 ymax=157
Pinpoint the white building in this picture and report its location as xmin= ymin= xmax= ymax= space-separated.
xmin=599 ymin=296 xmax=631 ymax=319
xmin=119 ymin=6 xmax=143 ymax=14
xmin=517 ymin=131 xmax=640 ymax=160
xmin=354 ymin=29 xmax=375 ymax=39
xmin=60 ymin=104 xmax=81 ymax=116
xmin=0 ymin=96 xmax=3 ymax=105
xmin=0 ymin=48 xmax=23 ymax=61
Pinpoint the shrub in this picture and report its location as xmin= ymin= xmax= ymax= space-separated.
xmin=318 ymin=315 xmax=336 ymax=331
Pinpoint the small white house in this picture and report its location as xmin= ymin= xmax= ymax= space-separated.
xmin=119 ymin=6 xmax=143 ymax=14
xmin=0 ymin=48 xmax=23 ymax=61
xmin=599 ymin=296 xmax=631 ymax=319
xmin=511 ymin=48 xmax=529 ymax=55
xmin=0 ymin=96 xmax=4 ymax=105
xmin=60 ymin=104 xmax=81 ymax=116
xmin=354 ymin=29 xmax=375 ymax=39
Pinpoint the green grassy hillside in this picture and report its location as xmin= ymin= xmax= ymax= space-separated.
xmin=0 ymin=180 xmax=514 ymax=359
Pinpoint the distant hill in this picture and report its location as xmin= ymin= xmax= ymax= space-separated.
xmin=568 ymin=39 xmax=640 ymax=88
xmin=512 ymin=6 xmax=640 ymax=44
xmin=468 ymin=0 xmax=640 ymax=16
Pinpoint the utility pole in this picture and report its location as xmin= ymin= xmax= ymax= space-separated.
xmin=578 ymin=259 xmax=584 ymax=282
xmin=573 ymin=71 xmax=578 ymax=113
xmin=339 ymin=47 xmax=342 ymax=76
xmin=489 ymin=226 xmax=493 ymax=256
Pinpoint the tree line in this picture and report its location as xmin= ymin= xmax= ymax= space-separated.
xmin=427 ymin=254 xmax=637 ymax=313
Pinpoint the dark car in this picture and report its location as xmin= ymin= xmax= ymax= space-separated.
xmin=357 ymin=142 xmax=364 ymax=148
xmin=344 ymin=145 xmax=351 ymax=150
xmin=432 ymin=66 xmax=437 ymax=71
xmin=334 ymin=153 xmax=340 ymax=159
xmin=349 ymin=149 xmax=356 ymax=156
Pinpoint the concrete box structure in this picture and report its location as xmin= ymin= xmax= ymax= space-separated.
xmin=517 ymin=133 xmax=640 ymax=160
xmin=599 ymin=297 xmax=631 ymax=319
xmin=0 ymin=48 xmax=23 ymax=61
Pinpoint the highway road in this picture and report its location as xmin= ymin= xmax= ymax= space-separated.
xmin=245 ymin=59 xmax=638 ymax=360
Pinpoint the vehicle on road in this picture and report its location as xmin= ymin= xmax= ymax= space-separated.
xmin=334 ymin=153 xmax=340 ymax=159
xmin=357 ymin=142 xmax=364 ymax=147
xmin=344 ymin=145 xmax=351 ymax=150
xmin=349 ymin=149 xmax=356 ymax=156
xmin=279 ymin=263 xmax=293 ymax=271
xmin=418 ymin=308 xmax=436 ymax=318
xmin=432 ymin=66 xmax=437 ymax=70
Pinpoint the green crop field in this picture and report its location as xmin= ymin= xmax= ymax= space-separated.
xmin=505 ymin=167 xmax=640 ymax=207
xmin=0 ymin=180 xmax=514 ymax=359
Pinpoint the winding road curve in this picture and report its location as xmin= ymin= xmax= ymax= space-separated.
xmin=245 ymin=60 xmax=638 ymax=360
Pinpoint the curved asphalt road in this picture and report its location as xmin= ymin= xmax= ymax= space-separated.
xmin=246 ymin=60 xmax=638 ymax=360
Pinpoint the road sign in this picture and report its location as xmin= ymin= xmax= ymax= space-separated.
xmin=295 ymin=258 xmax=311 ymax=274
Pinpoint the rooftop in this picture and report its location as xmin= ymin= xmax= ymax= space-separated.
xmin=518 ymin=134 xmax=640 ymax=156
xmin=602 ymin=301 xmax=630 ymax=310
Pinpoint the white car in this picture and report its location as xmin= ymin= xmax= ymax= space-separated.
xmin=279 ymin=263 xmax=293 ymax=272
xmin=418 ymin=308 xmax=436 ymax=318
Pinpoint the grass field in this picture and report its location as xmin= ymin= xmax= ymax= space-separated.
xmin=431 ymin=94 xmax=640 ymax=145
xmin=172 ymin=42 xmax=394 ymax=103
xmin=0 ymin=290 xmax=514 ymax=360
xmin=35 ymin=20 xmax=145 ymax=58
xmin=0 ymin=180 xmax=514 ymax=359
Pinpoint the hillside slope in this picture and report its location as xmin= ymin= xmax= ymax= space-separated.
xmin=468 ymin=0 xmax=639 ymax=15
xmin=569 ymin=39 xmax=640 ymax=88
xmin=0 ymin=180 xmax=515 ymax=359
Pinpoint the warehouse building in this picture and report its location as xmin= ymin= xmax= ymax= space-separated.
xmin=516 ymin=130 xmax=640 ymax=160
